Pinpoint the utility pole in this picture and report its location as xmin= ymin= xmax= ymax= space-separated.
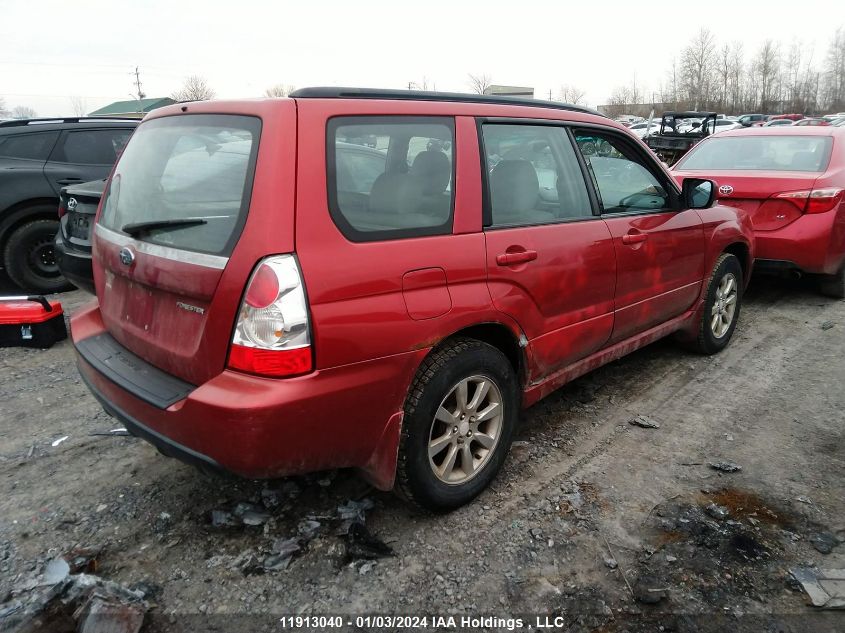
xmin=133 ymin=66 xmax=146 ymax=101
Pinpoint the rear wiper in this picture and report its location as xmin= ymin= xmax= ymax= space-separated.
xmin=121 ymin=218 xmax=207 ymax=237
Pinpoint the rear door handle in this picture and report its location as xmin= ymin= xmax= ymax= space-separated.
xmin=57 ymin=178 xmax=83 ymax=185
xmin=622 ymin=233 xmax=648 ymax=245
xmin=496 ymin=250 xmax=538 ymax=266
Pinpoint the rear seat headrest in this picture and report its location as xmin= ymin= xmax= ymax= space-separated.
xmin=411 ymin=151 xmax=451 ymax=195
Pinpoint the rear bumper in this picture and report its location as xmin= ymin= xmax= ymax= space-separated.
xmin=54 ymin=233 xmax=94 ymax=294
xmin=72 ymin=303 xmax=426 ymax=489
xmin=754 ymin=208 xmax=845 ymax=275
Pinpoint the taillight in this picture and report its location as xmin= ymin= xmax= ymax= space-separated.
xmin=775 ymin=188 xmax=844 ymax=214
xmin=228 ymin=255 xmax=312 ymax=378
xmin=58 ymin=203 xmax=66 ymax=218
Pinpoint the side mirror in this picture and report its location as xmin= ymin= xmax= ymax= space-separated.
xmin=682 ymin=178 xmax=716 ymax=209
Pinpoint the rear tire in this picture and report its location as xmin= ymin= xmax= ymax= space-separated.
xmin=819 ymin=266 xmax=845 ymax=299
xmin=4 ymin=217 xmax=72 ymax=293
xmin=395 ymin=338 xmax=518 ymax=512
xmin=689 ymin=253 xmax=743 ymax=355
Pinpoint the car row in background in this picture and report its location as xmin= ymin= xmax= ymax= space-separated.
xmin=0 ymin=117 xmax=137 ymax=292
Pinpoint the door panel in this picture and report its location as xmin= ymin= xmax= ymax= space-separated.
xmin=572 ymin=129 xmax=704 ymax=343
xmin=603 ymin=210 xmax=704 ymax=342
xmin=480 ymin=123 xmax=616 ymax=381
xmin=44 ymin=128 xmax=133 ymax=195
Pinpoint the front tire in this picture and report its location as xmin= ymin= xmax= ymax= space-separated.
xmin=689 ymin=253 xmax=743 ymax=354
xmin=395 ymin=338 xmax=518 ymax=512
xmin=4 ymin=217 xmax=72 ymax=293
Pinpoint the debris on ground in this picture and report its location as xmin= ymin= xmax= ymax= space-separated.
xmin=209 ymin=509 xmax=239 ymax=529
xmin=344 ymin=521 xmax=394 ymax=562
xmin=629 ymin=414 xmax=660 ymax=429
xmin=89 ymin=428 xmax=130 ymax=437
xmin=820 ymin=321 xmax=834 ymax=330
xmin=705 ymin=503 xmax=730 ymax=520
xmin=632 ymin=576 xmax=668 ymax=604
xmin=809 ymin=532 xmax=839 ymax=555
xmin=709 ymin=460 xmax=742 ymax=473
xmin=789 ymin=568 xmax=845 ymax=609
xmin=603 ymin=557 xmax=618 ymax=570
xmin=50 ymin=436 xmax=69 ymax=447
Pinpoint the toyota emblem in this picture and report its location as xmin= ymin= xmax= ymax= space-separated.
xmin=718 ymin=184 xmax=734 ymax=196
xmin=67 ymin=198 xmax=78 ymax=211
xmin=119 ymin=246 xmax=135 ymax=266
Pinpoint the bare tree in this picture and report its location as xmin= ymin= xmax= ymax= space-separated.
xmin=822 ymin=27 xmax=845 ymax=111
xmin=680 ymin=28 xmax=716 ymax=110
xmin=171 ymin=76 xmax=216 ymax=102
xmin=559 ymin=85 xmax=586 ymax=105
xmin=11 ymin=105 xmax=37 ymax=119
xmin=265 ymin=84 xmax=295 ymax=98
xmin=408 ymin=77 xmax=434 ymax=91
xmin=0 ymin=97 xmax=9 ymax=118
xmin=467 ymin=73 xmax=492 ymax=95
xmin=69 ymin=96 xmax=88 ymax=116
xmin=752 ymin=40 xmax=780 ymax=111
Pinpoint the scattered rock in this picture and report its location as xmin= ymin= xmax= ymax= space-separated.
xmin=705 ymin=503 xmax=730 ymax=520
xmin=810 ymin=532 xmax=838 ymax=555
xmin=297 ymin=519 xmax=321 ymax=541
xmin=153 ymin=512 xmax=173 ymax=533
xmin=820 ymin=321 xmax=834 ymax=330
xmin=603 ymin=557 xmax=618 ymax=570
xmin=708 ymin=460 xmax=742 ymax=473
xmin=240 ymin=510 xmax=271 ymax=527
xmin=633 ymin=577 xmax=669 ymax=604
xmin=629 ymin=415 xmax=660 ymax=429
xmin=209 ymin=510 xmax=238 ymax=529
xmin=344 ymin=521 xmax=393 ymax=562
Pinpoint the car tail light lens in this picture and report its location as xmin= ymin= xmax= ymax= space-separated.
xmin=228 ymin=255 xmax=312 ymax=377
xmin=775 ymin=188 xmax=844 ymax=214
xmin=58 ymin=203 xmax=67 ymax=218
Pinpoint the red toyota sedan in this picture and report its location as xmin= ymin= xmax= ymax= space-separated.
xmin=673 ymin=126 xmax=845 ymax=297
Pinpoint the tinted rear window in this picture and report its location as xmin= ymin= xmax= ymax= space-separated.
xmin=677 ymin=135 xmax=833 ymax=172
xmin=99 ymin=114 xmax=260 ymax=255
xmin=0 ymin=131 xmax=59 ymax=160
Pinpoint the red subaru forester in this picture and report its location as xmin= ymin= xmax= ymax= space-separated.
xmin=72 ymin=88 xmax=754 ymax=511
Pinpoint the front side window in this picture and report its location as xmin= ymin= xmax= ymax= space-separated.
xmin=0 ymin=132 xmax=59 ymax=161
xmin=481 ymin=124 xmax=592 ymax=227
xmin=99 ymin=114 xmax=260 ymax=255
xmin=574 ymin=131 xmax=671 ymax=213
xmin=328 ymin=117 xmax=454 ymax=241
xmin=676 ymin=135 xmax=833 ymax=172
xmin=51 ymin=129 xmax=133 ymax=165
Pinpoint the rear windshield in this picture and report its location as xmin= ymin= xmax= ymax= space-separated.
xmin=677 ymin=135 xmax=833 ymax=172
xmin=99 ymin=114 xmax=260 ymax=255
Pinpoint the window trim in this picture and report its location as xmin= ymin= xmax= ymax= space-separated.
xmin=326 ymin=115 xmax=456 ymax=243
xmin=48 ymin=127 xmax=135 ymax=166
xmin=570 ymin=122 xmax=682 ymax=217
xmin=476 ymin=117 xmax=601 ymax=231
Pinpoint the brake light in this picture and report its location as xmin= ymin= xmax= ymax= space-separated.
xmin=58 ymin=203 xmax=66 ymax=218
xmin=775 ymin=188 xmax=844 ymax=214
xmin=228 ymin=255 xmax=312 ymax=378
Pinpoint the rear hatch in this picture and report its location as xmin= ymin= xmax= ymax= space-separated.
xmin=673 ymin=134 xmax=833 ymax=231
xmin=92 ymin=111 xmax=272 ymax=385
xmin=60 ymin=179 xmax=106 ymax=252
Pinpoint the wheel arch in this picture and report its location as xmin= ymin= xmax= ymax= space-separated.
xmin=0 ymin=198 xmax=60 ymax=255
xmin=432 ymin=321 xmax=527 ymax=386
xmin=723 ymin=241 xmax=752 ymax=287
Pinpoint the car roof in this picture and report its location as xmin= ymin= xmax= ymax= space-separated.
xmin=0 ymin=117 xmax=138 ymax=136
xmin=711 ymin=126 xmax=843 ymax=139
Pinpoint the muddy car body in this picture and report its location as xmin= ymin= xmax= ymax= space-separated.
xmin=73 ymin=89 xmax=754 ymax=510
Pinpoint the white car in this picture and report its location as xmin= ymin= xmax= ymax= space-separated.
xmin=712 ymin=119 xmax=743 ymax=133
xmin=628 ymin=120 xmax=662 ymax=138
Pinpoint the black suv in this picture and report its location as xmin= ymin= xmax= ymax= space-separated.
xmin=0 ymin=117 xmax=137 ymax=292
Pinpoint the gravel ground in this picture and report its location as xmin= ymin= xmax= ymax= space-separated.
xmin=1 ymin=275 xmax=843 ymax=633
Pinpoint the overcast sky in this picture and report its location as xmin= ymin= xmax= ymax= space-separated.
xmin=1 ymin=0 xmax=841 ymax=117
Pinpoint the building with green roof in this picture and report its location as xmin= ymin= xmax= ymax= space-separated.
xmin=88 ymin=97 xmax=176 ymax=118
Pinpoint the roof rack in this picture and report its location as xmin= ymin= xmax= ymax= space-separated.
xmin=289 ymin=87 xmax=604 ymax=117
xmin=0 ymin=116 xmax=138 ymax=128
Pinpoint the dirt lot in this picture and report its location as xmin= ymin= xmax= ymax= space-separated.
xmin=1 ymin=276 xmax=843 ymax=633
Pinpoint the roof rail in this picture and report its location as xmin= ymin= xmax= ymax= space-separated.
xmin=289 ymin=87 xmax=604 ymax=117
xmin=0 ymin=116 xmax=138 ymax=128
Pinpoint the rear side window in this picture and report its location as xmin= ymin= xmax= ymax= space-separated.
xmin=481 ymin=124 xmax=592 ymax=227
xmin=51 ymin=129 xmax=133 ymax=165
xmin=676 ymin=135 xmax=833 ymax=172
xmin=0 ymin=131 xmax=59 ymax=160
xmin=99 ymin=114 xmax=260 ymax=256
xmin=328 ymin=117 xmax=455 ymax=241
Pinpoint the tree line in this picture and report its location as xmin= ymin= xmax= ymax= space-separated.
xmin=606 ymin=27 xmax=845 ymax=117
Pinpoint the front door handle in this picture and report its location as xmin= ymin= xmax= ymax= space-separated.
xmin=57 ymin=178 xmax=83 ymax=185
xmin=622 ymin=232 xmax=648 ymax=245
xmin=496 ymin=250 xmax=538 ymax=266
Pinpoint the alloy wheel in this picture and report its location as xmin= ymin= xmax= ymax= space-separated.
xmin=711 ymin=272 xmax=738 ymax=338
